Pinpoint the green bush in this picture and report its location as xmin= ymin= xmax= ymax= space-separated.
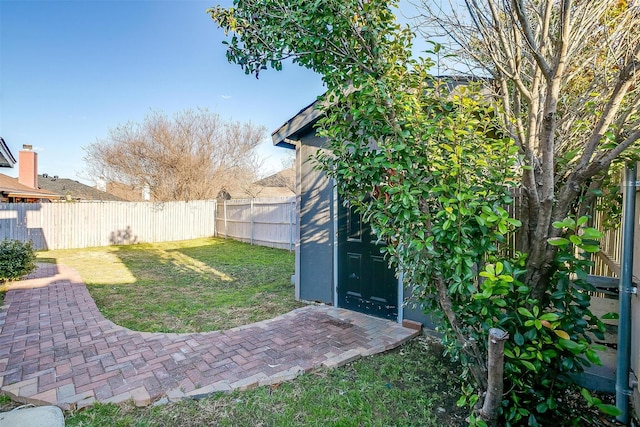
xmin=0 ymin=240 xmax=36 ymax=282
xmin=459 ymin=217 xmax=618 ymax=426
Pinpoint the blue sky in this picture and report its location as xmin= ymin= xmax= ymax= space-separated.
xmin=1 ymin=0 xmax=327 ymax=184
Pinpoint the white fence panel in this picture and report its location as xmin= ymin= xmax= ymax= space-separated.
xmin=0 ymin=200 xmax=218 ymax=250
xmin=215 ymin=197 xmax=296 ymax=250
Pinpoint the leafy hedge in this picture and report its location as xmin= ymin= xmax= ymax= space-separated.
xmin=0 ymin=240 xmax=36 ymax=282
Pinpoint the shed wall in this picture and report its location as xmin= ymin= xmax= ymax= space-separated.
xmin=298 ymin=136 xmax=334 ymax=303
xmin=629 ymin=177 xmax=640 ymax=411
xmin=403 ymin=293 xmax=438 ymax=329
xmin=292 ymin=126 xmax=440 ymax=326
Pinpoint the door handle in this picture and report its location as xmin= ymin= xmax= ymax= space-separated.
xmin=349 ymin=273 xmax=359 ymax=280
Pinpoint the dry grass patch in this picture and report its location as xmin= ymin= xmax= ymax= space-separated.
xmin=37 ymin=237 xmax=302 ymax=333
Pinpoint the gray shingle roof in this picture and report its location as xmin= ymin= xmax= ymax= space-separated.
xmin=37 ymin=175 xmax=126 ymax=201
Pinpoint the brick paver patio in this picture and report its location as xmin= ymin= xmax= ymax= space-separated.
xmin=0 ymin=263 xmax=419 ymax=409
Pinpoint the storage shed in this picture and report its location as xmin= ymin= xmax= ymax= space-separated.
xmin=272 ymin=101 xmax=432 ymax=327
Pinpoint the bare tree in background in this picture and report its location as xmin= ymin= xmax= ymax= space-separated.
xmin=84 ymin=109 xmax=266 ymax=202
xmin=232 ymin=156 xmax=268 ymax=198
xmin=270 ymin=152 xmax=296 ymax=194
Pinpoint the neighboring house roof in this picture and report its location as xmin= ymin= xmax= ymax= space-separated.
xmin=0 ymin=173 xmax=60 ymax=200
xmin=255 ymin=167 xmax=295 ymax=188
xmin=0 ymin=138 xmax=17 ymax=168
xmin=37 ymin=175 xmax=126 ymax=201
xmin=105 ymin=181 xmax=147 ymax=202
xmin=220 ymin=167 xmax=296 ymax=199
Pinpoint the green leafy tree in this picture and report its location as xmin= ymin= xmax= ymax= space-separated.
xmin=210 ymin=0 xmax=638 ymax=424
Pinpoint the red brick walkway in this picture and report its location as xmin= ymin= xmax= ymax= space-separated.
xmin=0 ymin=263 xmax=418 ymax=409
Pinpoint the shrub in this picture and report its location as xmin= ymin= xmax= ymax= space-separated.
xmin=0 ymin=240 xmax=36 ymax=282
xmin=457 ymin=217 xmax=617 ymax=425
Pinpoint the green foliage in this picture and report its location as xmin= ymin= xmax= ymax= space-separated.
xmin=580 ymin=388 xmax=621 ymax=417
xmin=462 ymin=217 xmax=607 ymax=426
xmin=209 ymin=0 xmax=412 ymax=85
xmin=594 ymin=164 xmax=625 ymax=230
xmin=0 ymin=240 xmax=36 ymax=282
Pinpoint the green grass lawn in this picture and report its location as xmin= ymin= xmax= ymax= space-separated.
xmin=36 ymin=237 xmax=304 ymax=333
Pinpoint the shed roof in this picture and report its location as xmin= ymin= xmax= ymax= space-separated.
xmin=0 ymin=138 xmax=17 ymax=168
xmin=271 ymin=100 xmax=321 ymax=149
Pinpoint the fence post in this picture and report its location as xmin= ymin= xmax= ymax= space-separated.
xmin=213 ymin=200 xmax=217 ymax=237
xmin=224 ymin=200 xmax=228 ymax=239
xmin=616 ymin=163 xmax=637 ymax=424
xmin=289 ymin=201 xmax=294 ymax=252
xmin=480 ymin=328 xmax=509 ymax=424
xmin=250 ymin=199 xmax=254 ymax=245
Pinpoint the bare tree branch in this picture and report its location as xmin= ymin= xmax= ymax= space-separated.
xmin=84 ymin=109 xmax=266 ymax=201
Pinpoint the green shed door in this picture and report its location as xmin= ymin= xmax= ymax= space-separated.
xmin=337 ymin=202 xmax=398 ymax=320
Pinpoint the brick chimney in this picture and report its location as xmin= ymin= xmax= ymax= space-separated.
xmin=18 ymin=145 xmax=38 ymax=189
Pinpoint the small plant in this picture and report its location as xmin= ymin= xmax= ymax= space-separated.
xmin=580 ymin=388 xmax=620 ymax=417
xmin=0 ymin=240 xmax=36 ymax=282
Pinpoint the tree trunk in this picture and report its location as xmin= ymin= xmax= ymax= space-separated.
xmin=435 ymin=276 xmax=488 ymax=391
xmin=521 ymin=193 xmax=555 ymax=303
xmin=479 ymin=328 xmax=509 ymax=425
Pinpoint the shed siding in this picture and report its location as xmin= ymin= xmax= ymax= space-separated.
xmin=298 ymin=137 xmax=334 ymax=303
xmin=403 ymin=290 xmax=438 ymax=329
xmin=630 ymin=183 xmax=640 ymax=395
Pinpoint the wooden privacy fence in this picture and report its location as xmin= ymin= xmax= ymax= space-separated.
xmin=591 ymin=183 xmax=640 ymax=283
xmin=0 ymin=197 xmax=296 ymax=251
xmin=504 ymin=186 xmax=636 ymax=284
xmin=215 ymin=197 xmax=296 ymax=250
xmin=0 ymin=200 xmax=218 ymax=250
